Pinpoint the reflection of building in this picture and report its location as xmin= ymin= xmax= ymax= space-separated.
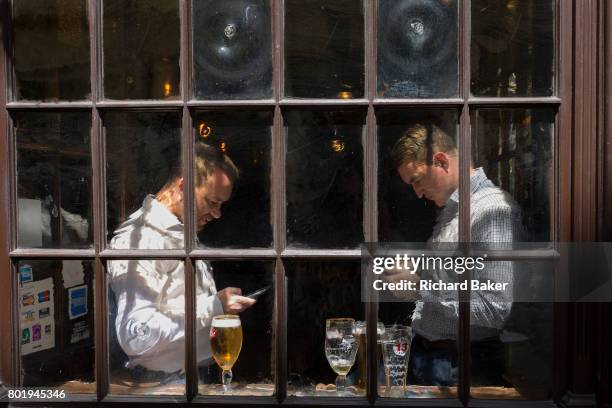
xmin=0 ymin=0 xmax=611 ymax=406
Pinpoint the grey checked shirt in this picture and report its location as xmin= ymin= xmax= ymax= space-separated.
xmin=411 ymin=168 xmax=525 ymax=341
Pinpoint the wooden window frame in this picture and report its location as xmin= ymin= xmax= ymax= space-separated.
xmin=1 ymin=0 xmax=610 ymax=406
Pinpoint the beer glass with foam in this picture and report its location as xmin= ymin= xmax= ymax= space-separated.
xmin=210 ymin=315 xmax=243 ymax=392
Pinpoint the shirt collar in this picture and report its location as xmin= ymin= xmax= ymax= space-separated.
xmin=446 ymin=167 xmax=488 ymax=205
xmin=141 ymin=194 xmax=184 ymax=231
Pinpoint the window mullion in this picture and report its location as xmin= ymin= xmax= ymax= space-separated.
xmin=458 ymin=0 xmax=472 ymax=404
xmin=365 ymin=1 xmax=378 ymax=401
xmin=182 ymin=108 xmax=197 ymax=399
xmin=89 ymin=0 xmax=110 ymax=400
xmin=272 ymin=0 xmax=286 ymax=401
xmin=181 ymin=0 xmax=197 ymax=397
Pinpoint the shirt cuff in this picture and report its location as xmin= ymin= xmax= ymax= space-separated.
xmin=211 ymin=295 xmax=224 ymax=317
xmin=195 ymin=294 xmax=225 ymax=329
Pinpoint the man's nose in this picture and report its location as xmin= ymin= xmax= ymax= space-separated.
xmin=211 ymin=207 xmax=221 ymax=219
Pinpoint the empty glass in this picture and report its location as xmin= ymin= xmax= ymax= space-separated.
xmin=325 ymin=318 xmax=359 ymax=395
xmin=381 ymin=325 xmax=412 ymax=397
xmin=354 ymin=321 xmax=366 ymax=389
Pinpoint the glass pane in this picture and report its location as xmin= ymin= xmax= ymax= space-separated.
xmin=378 ymin=110 xmax=458 ymax=242
xmin=471 ymin=108 xmax=553 ymax=242
xmin=195 ymin=111 xmax=272 ymax=248
xmin=377 ymin=0 xmax=458 ymax=98
xmin=285 ymin=111 xmax=364 ymax=248
xmin=285 ymin=0 xmax=364 ymax=99
xmin=103 ymin=0 xmax=180 ymax=100
xmin=15 ymin=112 xmax=93 ymax=249
xmin=286 ymin=261 xmax=365 ymax=397
xmin=18 ymin=260 xmax=95 ymax=393
xmin=470 ymin=260 xmax=553 ymax=400
xmin=193 ymin=0 xmax=272 ymax=100
xmin=471 ymin=0 xmax=554 ymax=96
xmin=377 ymin=305 xmax=458 ymax=398
xmin=105 ymin=112 xmax=182 ymax=248
xmin=198 ymin=261 xmax=274 ymax=395
xmin=107 ymin=259 xmax=185 ymax=395
xmin=12 ymin=0 xmax=90 ymax=101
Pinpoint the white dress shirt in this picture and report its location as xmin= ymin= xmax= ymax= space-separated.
xmin=108 ymin=195 xmax=223 ymax=373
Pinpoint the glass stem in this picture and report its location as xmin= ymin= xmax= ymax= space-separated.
xmin=222 ymin=369 xmax=232 ymax=393
xmin=336 ymin=374 xmax=347 ymax=395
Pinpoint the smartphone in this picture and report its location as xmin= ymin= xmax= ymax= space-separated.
xmin=245 ymin=285 xmax=272 ymax=299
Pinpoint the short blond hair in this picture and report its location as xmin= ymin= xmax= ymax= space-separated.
xmin=390 ymin=123 xmax=456 ymax=168
xmin=193 ymin=144 xmax=239 ymax=186
xmin=164 ymin=144 xmax=239 ymax=187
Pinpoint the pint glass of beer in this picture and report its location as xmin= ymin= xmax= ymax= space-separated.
xmin=210 ymin=315 xmax=243 ymax=392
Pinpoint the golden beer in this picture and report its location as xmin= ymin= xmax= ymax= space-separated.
xmin=210 ymin=315 xmax=243 ymax=371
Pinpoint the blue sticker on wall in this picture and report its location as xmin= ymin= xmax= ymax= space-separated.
xmin=68 ymin=285 xmax=87 ymax=320
xmin=19 ymin=264 xmax=33 ymax=283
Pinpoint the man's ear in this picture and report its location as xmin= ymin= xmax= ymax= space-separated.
xmin=177 ymin=177 xmax=185 ymax=191
xmin=432 ymin=152 xmax=450 ymax=171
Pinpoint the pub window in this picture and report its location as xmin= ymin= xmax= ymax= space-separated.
xmin=2 ymin=0 xmax=570 ymax=406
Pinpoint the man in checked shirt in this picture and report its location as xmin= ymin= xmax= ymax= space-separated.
xmin=386 ymin=122 xmax=525 ymax=386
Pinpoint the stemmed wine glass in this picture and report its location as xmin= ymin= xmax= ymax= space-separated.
xmin=210 ymin=315 xmax=243 ymax=393
xmin=324 ymin=318 xmax=359 ymax=396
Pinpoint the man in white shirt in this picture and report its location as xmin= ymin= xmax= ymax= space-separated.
xmin=108 ymin=144 xmax=255 ymax=380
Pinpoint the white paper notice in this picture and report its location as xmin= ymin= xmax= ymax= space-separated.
xmin=62 ymin=260 xmax=85 ymax=288
xmin=18 ymin=199 xmax=43 ymax=248
xmin=20 ymin=277 xmax=55 ymax=356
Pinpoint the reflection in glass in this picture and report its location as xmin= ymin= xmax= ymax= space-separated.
xmin=107 ymin=259 xmax=185 ymax=395
xmin=377 ymin=110 xmax=457 ymax=242
xmin=471 ymin=0 xmax=554 ymax=96
xmin=285 ymin=0 xmax=364 ymax=98
xmin=471 ymin=108 xmax=553 ymax=241
xmin=18 ymin=260 xmax=95 ymax=393
xmin=198 ymin=261 xmax=274 ymax=396
xmin=103 ymin=0 xmax=180 ymax=100
xmin=285 ymin=111 xmax=364 ymax=248
xmin=105 ymin=112 xmax=182 ymax=247
xmin=15 ymin=112 xmax=92 ymax=249
xmin=286 ymin=261 xmax=364 ymax=397
xmin=12 ymin=0 xmax=90 ymax=101
xmin=195 ymin=111 xmax=272 ymax=248
xmin=377 ymin=0 xmax=458 ymax=98
xmin=193 ymin=0 xmax=272 ymax=99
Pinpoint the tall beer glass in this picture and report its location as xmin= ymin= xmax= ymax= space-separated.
xmin=325 ymin=318 xmax=359 ymax=395
xmin=381 ymin=325 xmax=411 ymax=397
xmin=210 ymin=315 xmax=243 ymax=392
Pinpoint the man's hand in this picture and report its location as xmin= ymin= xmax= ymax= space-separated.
xmin=217 ymin=287 xmax=256 ymax=314
xmin=382 ymin=268 xmax=421 ymax=301
xmin=382 ymin=268 xmax=420 ymax=285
